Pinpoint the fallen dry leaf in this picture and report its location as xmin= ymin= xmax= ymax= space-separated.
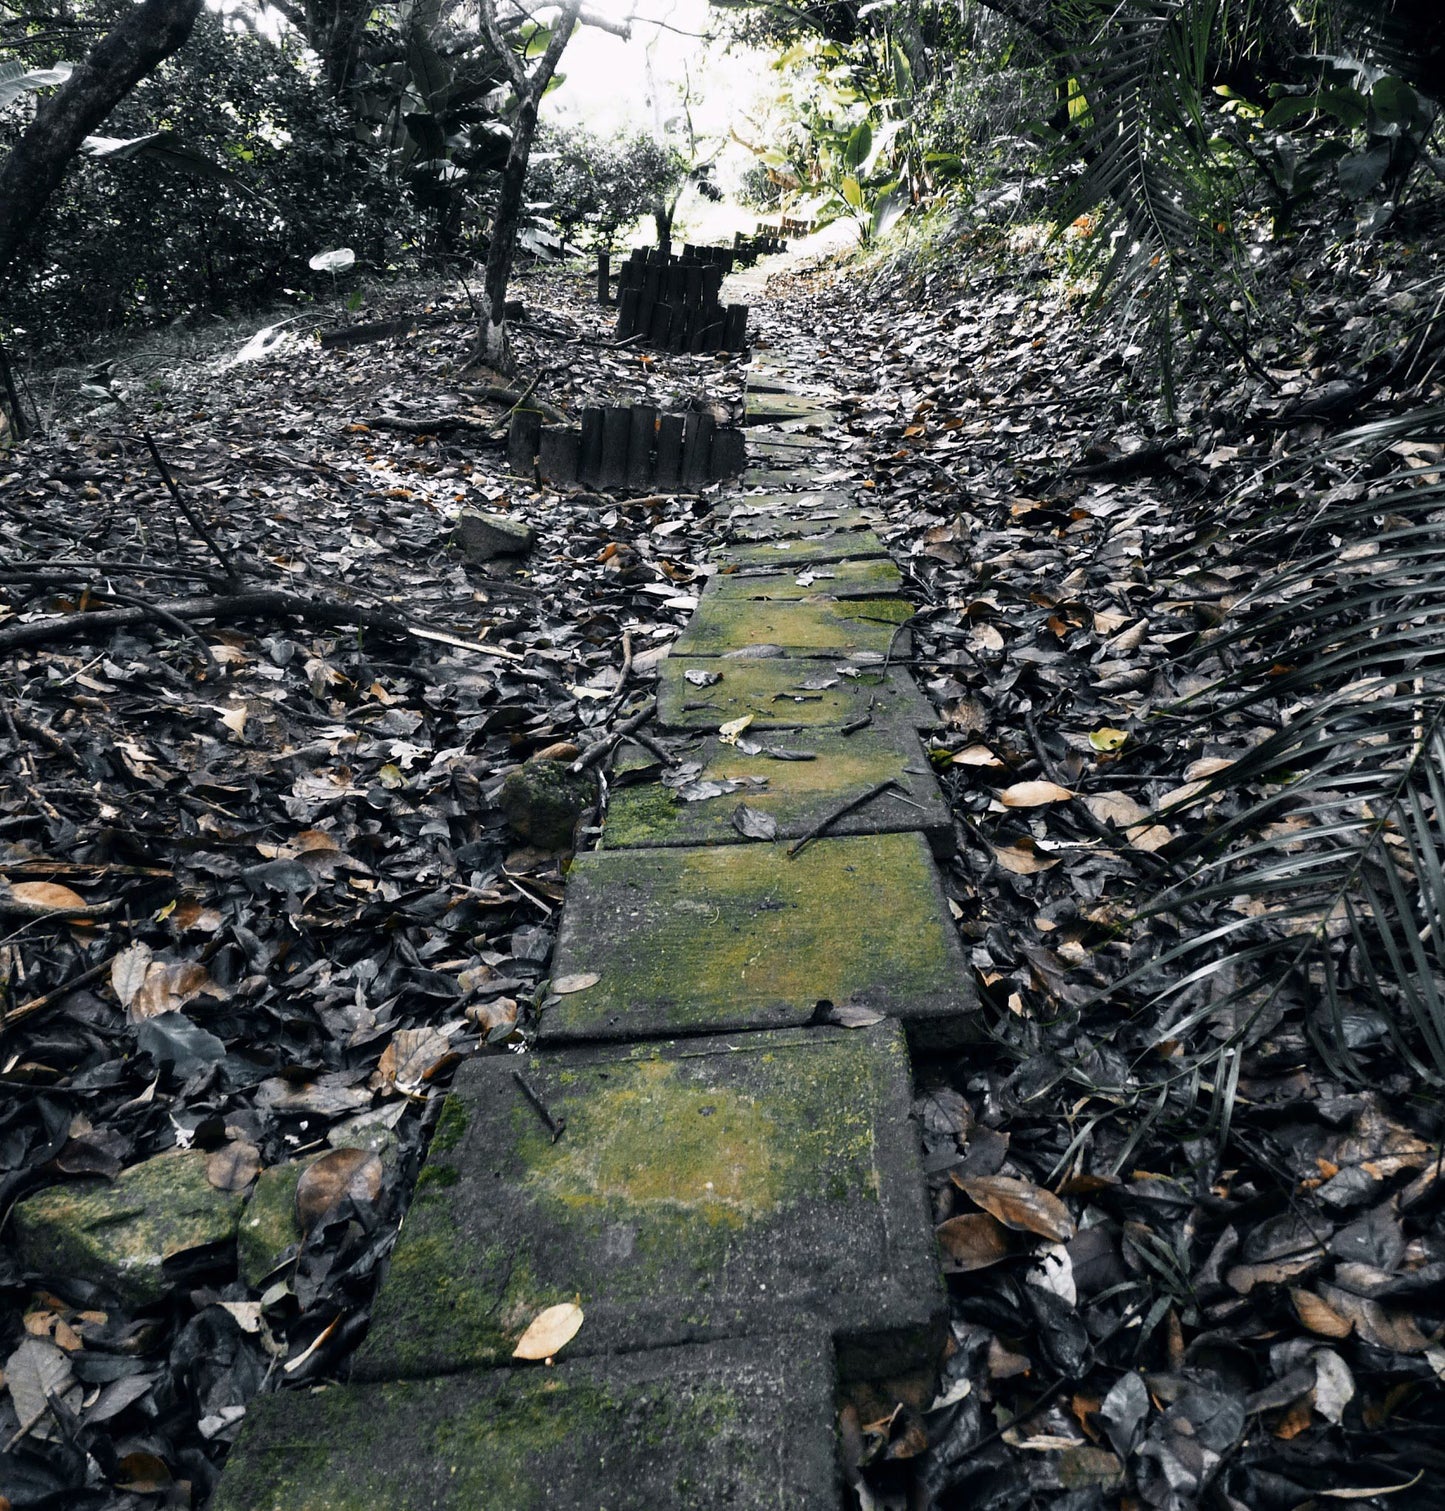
xmin=956 ymin=1175 xmax=1076 ymax=1242
xmin=295 ymin=1148 xmax=384 ymax=1235
xmin=512 ymin=1301 xmax=584 ymax=1361
xmin=999 ymin=781 xmax=1074 ymax=807
xmin=935 ymin=1213 xmax=1015 ymax=1272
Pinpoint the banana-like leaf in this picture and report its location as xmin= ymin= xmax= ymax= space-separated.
xmin=0 ymin=60 xmax=74 ymax=111
xmin=79 ymin=133 xmax=267 ymax=203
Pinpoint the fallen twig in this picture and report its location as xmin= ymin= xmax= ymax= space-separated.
xmin=142 ymin=432 xmax=239 ymax=584
xmin=1 ymin=956 xmax=115 ymax=1032
xmin=570 ymin=700 xmax=657 ymax=773
xmin=512 ymin=1070 xmax=565 ymax=1142
xmin=0 ymin=589 xmax=526 ymax=661
xmin=786 ymin=779 xmax=902 ymax=858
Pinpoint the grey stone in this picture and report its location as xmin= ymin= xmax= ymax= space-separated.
xmin=541 ymin=832 xmax=977 ymax=1047
xmin=499 ymin=759 xmax=595 ymax=849
xmin=214 ymin=1335 xmax=841 ymax=1511
xmin=356 ymin=1022 xmax=946 ymax=1383
xmin=602 ymin=722 xmax=951 ymax=855
xmin=712 ymin=531 xmax=891 ymax=569
xmin=454 ymin=509 xmax=535 ymax=562
xmin=706 ymin=557 xmax=904 ymax=602
xmin=11 ymin=1150 xmax=244 ymax=1304
xmin=657 ymin=656 xmax=937 ymax=732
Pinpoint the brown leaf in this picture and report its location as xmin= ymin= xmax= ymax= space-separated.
xmin=512 ymin=1301 xmax=584 ymax=1361
xmin=371 ymin=1026 xmax=456 ymax=1094
xmin=957 ymin=1175 xmax=1076 ymax=1242
xmin=999 ymin=780 xmax=1073 ymax=807
xmin=1291 ymin=1287 xmax=1353 ymax=1339
xmin=127 ymin=960 xmax=220 ymax=1022
xmin=207 ymin=1142 xmax=261 ymax=1193
xmin=935 ymin=1213 xmax=1015 ymax=1272
xmin=295 ymin=1147 xmax=383 ymax=1235
xmin=110 ymin=942 xmax=154 ymax=1009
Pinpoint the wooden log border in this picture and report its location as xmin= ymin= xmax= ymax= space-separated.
xmin=509 ymin=403 xmax=746 ymax=491
xmin=610 ymin=248 xmax=749 ymax=353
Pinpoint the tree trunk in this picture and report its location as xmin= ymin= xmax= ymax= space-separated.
xmin=0 ymin=0 xmax=204 ymax=280
xmin=474 ymin=0 xmax=580 ymax=374
xmin=479 ymin=89 xmax=545 ymax=372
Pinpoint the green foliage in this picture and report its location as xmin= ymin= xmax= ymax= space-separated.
xmin=525 ymin=125 xmax=687 ymax=247
xmin=1 ymin=8 xmax=420 ymax=349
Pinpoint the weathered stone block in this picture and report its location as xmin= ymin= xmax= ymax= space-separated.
xmin=712 ymin=531 xmax=890 ymax=569
xmin=454 ymin=509 xmax=535 ymax=562
xmin=356 ymin=1022 xmax=946 ymax=1382
xmin=657 ymin=656 xmax=936 ymax=731
xmin=11 ymin=1150 xmax=244 ymax=1304
xmin=215 ymin=1335 xmax=840 ymax=1510
xmin=671 ymin=595 xmax=911 ymax=659
xmin=542 ymin=832 xmax=976 ymax=1045
xmin=743 ymin=393 xmax=838 ymax=426
xmin=707 ymin=557 xmax=904 ymax=602
xmin=500 ymin=759 xmax=595 ymax=850
xmin=602 ymin=723 xmax=950 ymax=855
xmin=726 ymin=507 xmax=879 ymax=542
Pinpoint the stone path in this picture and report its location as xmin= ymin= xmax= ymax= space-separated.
xmin=215 ymin=331 xmax=977 ymax=1509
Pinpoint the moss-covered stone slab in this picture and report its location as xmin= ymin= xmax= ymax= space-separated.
xmin=602 ymin=723 xmax=949 ymax=854
xmin=671 ymin=595 xmax=911 ymax=660
xmin=11 ymin=1150 xmax=244 ymax=1304
xmin=712 ymin=531 xmax=890 ymax=568
xmin=726 ymin=507 xmax=879 ymax=542
xmin=658 ymin=657 xmax=936 ymax=731
xmin=214 ymin=1335 xmax=840 ymax=1511
xmin=707 ymin=557 xmax=904 ymax=602
xmin=744 ymin=393 xmax=838 ymax=427
xmin=749 ymin=433 xmax=829 ymax=462
xmin=742 ymin=465 xmax=850 ymax=490
xmin=356 ymin=1022 xmax=946 ymax=1382
xmin=542 ymin=832 xmax=975 ymax=1046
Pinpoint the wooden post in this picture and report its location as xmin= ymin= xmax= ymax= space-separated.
xmin=578 ymin=406 xmax=604 ymax=486
xmin=627 ymin=404 xmax=657 ymax=490
xmin=655 ymin=413 xmax=685 ymax=490
xmin=708 ymin=426 xmax=746 ymax=479
xmin=600 ymin=406 xmax=630 ymax=488
xmin=723 ymin=304 xmax=749 ymax=352
xmin=681 ymin=411 xmax=715 ymax=488
xmin=617 ymin=287 xmax=640 ymax=340
xmin=507 ymin=408 xmax=544 ymax=475
xmin=649 ymin=302 xmax=674 ymax=348
xmin=597 ymin=250 xmax=611 ymax=305
xmin=538 ymin=426 xmax=581 ymax=486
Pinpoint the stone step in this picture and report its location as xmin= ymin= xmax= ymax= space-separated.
xmin=215 ymin=1334 xmax=841 ymax=1511
xmin=658 ymin=655 xmax=936 ymax=731
xmin=601 ymin=722 xmax=951 ymax=855
xmin=539 ymin=832 xmax=976 ymax=1046
xmin=671 ymin=594 xmax=912 ymax=659
xmin=707 ymin=557 xmax=904 ymax=601
xmin=742 ymin=464 xmax=851 ymax=490
xmin=713 ymin=530 xmax=890 ymax=569
xmin=354 ymin=1023 xmax=946 ymax=1384
xmin=743 ymin=393 xmax=839 ymax=427
xmin=725 ymin=508 xmax=879 ymax=543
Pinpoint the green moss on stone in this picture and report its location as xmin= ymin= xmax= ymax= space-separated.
xmin=546 ymin=832 xmax=972 ymax=1040
xmin=238 ymin=1161 xmax=305 ymax=1290
xmin=12 ymin=1150 xmax=243 ymax=1305
xmin=430 ymin=1092 xmax=469 ymax=1154
xmin=673 ymin=595 xmax=911 ymax=659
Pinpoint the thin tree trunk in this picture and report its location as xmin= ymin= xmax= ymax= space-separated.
xmin=475 ymin=0 xmax=581 ymax=373
xmin=0 ymin=0 xmax=204 ymax=279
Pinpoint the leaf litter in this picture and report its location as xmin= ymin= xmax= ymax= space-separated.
xmin=5 ymin=216 xmax=1445 ymax=1509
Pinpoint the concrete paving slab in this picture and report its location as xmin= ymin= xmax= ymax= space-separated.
xmin=742 ymin=466 xmax=853 ymax=490
xmin=601 ymin=722 xmax=950 ymax=854
xmin=215 ymin=1335 xmax=841 ymax=1511
xmin=541 ymin=832 xmax=976 ymax=1045
xmin=744 ymin=393 xmax=838 ymax=426
xmin=707 ymin=558 xmax=904 ymax=602
xmin=658 ymin=656 xmax=936 ymax=731
xmin=723 ymin=490 xmax=861 ymax=517
xmin=712 ymin=531 xmax=890 ymax=568
xmin=728 ymin=502 xmax=876 ymax=536
xmin=672 ymin=595 xmax=912 ymax=659
xmin=356 ymin=1022 xmax=947 ymax=1382
xmin=749 ymin=433 xmax=829 ymax=462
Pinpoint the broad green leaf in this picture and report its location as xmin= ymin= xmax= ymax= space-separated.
xmin=841 ymin=174 xmax=863 ymax=209
xmin=842 ymin=121 xmax=872 ymax=171
xmin=0 ymin=60 xmax=74 ymax=111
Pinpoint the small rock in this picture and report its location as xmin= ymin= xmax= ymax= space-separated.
xmin=12 ymin=1150 xmax=245 ymax=1304
xmin=454 ymin=509 xmax=535 ymax=563
xmin=499 ymin=759 xmax=594 ymax=850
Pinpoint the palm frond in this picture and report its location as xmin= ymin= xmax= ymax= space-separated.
xmin=1131 ymin=409 xmax=1445 ymax=1091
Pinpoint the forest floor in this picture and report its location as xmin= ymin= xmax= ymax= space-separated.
xmin=3 ymin=201 xmax=1445 ymax=1510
